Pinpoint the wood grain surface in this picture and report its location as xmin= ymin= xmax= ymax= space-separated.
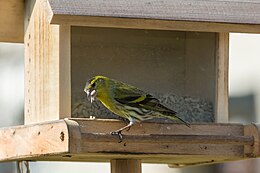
xmin=0 ymin=119 xmax=258 ymax=167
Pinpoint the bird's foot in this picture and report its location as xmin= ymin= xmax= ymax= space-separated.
xmin=126 ymin=126 xmax=131 ymax=131
xmin=110 ymin=130 xmax=123 ymax=143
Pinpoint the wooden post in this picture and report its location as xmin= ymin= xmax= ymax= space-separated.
xmin=215 ymin=32 xmax=229 ymax=123
xmin=24 ymin=0 xmax=71 ymax=124
xmin=111 ymin=159 xmax=142 ymax=173
xmin=59 ymin=24 xmax=71 ymax=119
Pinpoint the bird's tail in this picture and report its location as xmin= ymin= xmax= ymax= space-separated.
xmin=160 ymin=111 xmax=190 ymax=128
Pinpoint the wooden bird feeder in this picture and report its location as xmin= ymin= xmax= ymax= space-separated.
xmin=1 ymin=0 xmax=260 ymax=172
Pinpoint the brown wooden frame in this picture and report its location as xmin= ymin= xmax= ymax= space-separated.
xmin=0 ymin=119 xmax=258 ymax=167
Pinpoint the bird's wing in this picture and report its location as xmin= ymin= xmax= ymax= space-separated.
xmin=113 ymin=84 xmax=170 ymax=112
xmin=113 ymin=83 xmax=190 ymax=127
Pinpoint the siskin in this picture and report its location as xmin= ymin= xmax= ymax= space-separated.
xmin=84 ymin=75 xmax=190 ymax=140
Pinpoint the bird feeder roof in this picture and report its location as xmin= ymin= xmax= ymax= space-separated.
xmin=1 ymin=0 xmax=260 ymax=43
xmin=49 ymin=0 xmax=260 ymax=25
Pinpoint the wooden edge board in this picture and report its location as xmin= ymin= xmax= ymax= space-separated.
xmin=0 ymin=118 xmax=258 ymax=166
xmin=0 ymin=120 xmax=69 ymax=162
xmin=14 ymin=153 xmax=242 ymax=165
xmin=79 ymin=133 xmax=253 ymax=145
xmin=67 ymin=118 xmax=245 ymax=135
xmin=244 ymin=123 xmax=260 ymax=157
xmin=65 ymin=119 xmax=246 ymax=162
xmin=215 ymin=33 xmax=229 ymax=123
xmin=50 ymin=15 xmax=260 ymax=34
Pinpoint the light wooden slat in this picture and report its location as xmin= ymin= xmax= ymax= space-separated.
xmin=0 ymin=0 xmax=24 ymax=43
xmin=51 ymin=15 xmax=260 ymax=34
xmin=215 ymin=33 xmax=229 ymax=123
xmin=48 ymin=0 xmax=260 ymax=25
xmin=25 ymin=0 xmax=59 ymax=124
xmin=0 ymin=120 xmax=69 ymax=161
xmin=24 ymin=0 xmax=71 ymax=124
xmin=59 ymin=25 xmax=71 ymax=119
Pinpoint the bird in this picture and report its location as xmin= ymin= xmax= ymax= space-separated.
xmin=84 ymin=75 xmax=190 ymax=141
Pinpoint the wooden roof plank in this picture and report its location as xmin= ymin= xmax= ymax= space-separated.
xmin=48 ymin=0 xmax=260 ymax=25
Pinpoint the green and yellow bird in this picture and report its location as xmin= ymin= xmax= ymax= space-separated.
xmin=84 ymin=75 xmax=190 ymax=139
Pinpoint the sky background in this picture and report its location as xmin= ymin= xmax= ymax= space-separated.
xmin=229 ymin=33 xmax=260 ymax=123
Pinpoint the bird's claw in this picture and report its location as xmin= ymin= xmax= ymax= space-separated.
xmin=111 ymin=131 xmax=123 ymax=143
xmin=126 ymin=126 xmax=131 ymax=131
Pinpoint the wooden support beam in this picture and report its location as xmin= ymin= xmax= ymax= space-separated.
xmin=215 ymin=33 xmax=229 ymax=123
xmin=59 ymin=24 xmax=71 ymax=119
xmin=24 ymin=0 xmax=71 ymax=124
xmin=0 ymin=119 xmax=258 ymax=167
xmin=111 ymin=159 xmax=141 ymax=173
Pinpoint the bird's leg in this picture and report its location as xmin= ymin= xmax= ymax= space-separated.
xmin=126 ymin=126 xmax=131 ymax=131
xmin=111 ymin=121 xmax=134 ymax=143
xmin=122 ymin=118 xmax=131 ymax=131
xmin=118 ymin=117 xmax=131 ymax=131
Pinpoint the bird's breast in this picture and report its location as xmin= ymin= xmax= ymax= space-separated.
xmin=97 ymin=92 xmax=118 ymax=112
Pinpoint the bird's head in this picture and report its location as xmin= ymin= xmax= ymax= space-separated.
xmin=84 ymin=76 xmax=108 ymax=103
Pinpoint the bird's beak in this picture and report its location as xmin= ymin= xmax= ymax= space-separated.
xmin=85 ymin=88 xmax=97 ymax=103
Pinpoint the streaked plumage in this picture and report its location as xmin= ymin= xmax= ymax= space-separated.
xmin=84 ymin=75 xmax=190 ymax=140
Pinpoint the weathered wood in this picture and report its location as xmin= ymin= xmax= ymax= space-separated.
xmin=48 ymin=0 xmax=260 ymax=25
xmin=244 ymin=124 xmax=260 ymax=157
xmin=0 ymin=0 xmax=24 ymax=43
xmin=215 ymin=33 xmax=229 ymax=123
xmin=70 ymin=118 xmax=244 ymax=135
xmin=80 ymin=133 xmax=253 ymax=145
xmin=25 ymin=0 xmax=59 ymax=124
xmin=0 ymin=120 xmax=68 ymax=161
xmin=59 ymin=25 xmax=71 ymax=119
xmin=24 ymin=0 xmax=71 ymax=124
xmin=0 ymin=119 xmax=258 ymax=166
xmin=111 ymin=159 xmax=141 ymax=173
xmin=54 ymin=119 xmax=249 ymax=159
xmin=51 ymin=15 xmax=260 ymax=34
xmin=33 ymin=153 xmax=243 ymax=165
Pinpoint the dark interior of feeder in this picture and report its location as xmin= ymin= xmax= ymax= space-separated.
xmin=71 ymin=26 xmax=216 ymax=123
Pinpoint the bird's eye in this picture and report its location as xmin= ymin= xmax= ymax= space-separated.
xmin=91 ymin=82 xmax=96 ymax=88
